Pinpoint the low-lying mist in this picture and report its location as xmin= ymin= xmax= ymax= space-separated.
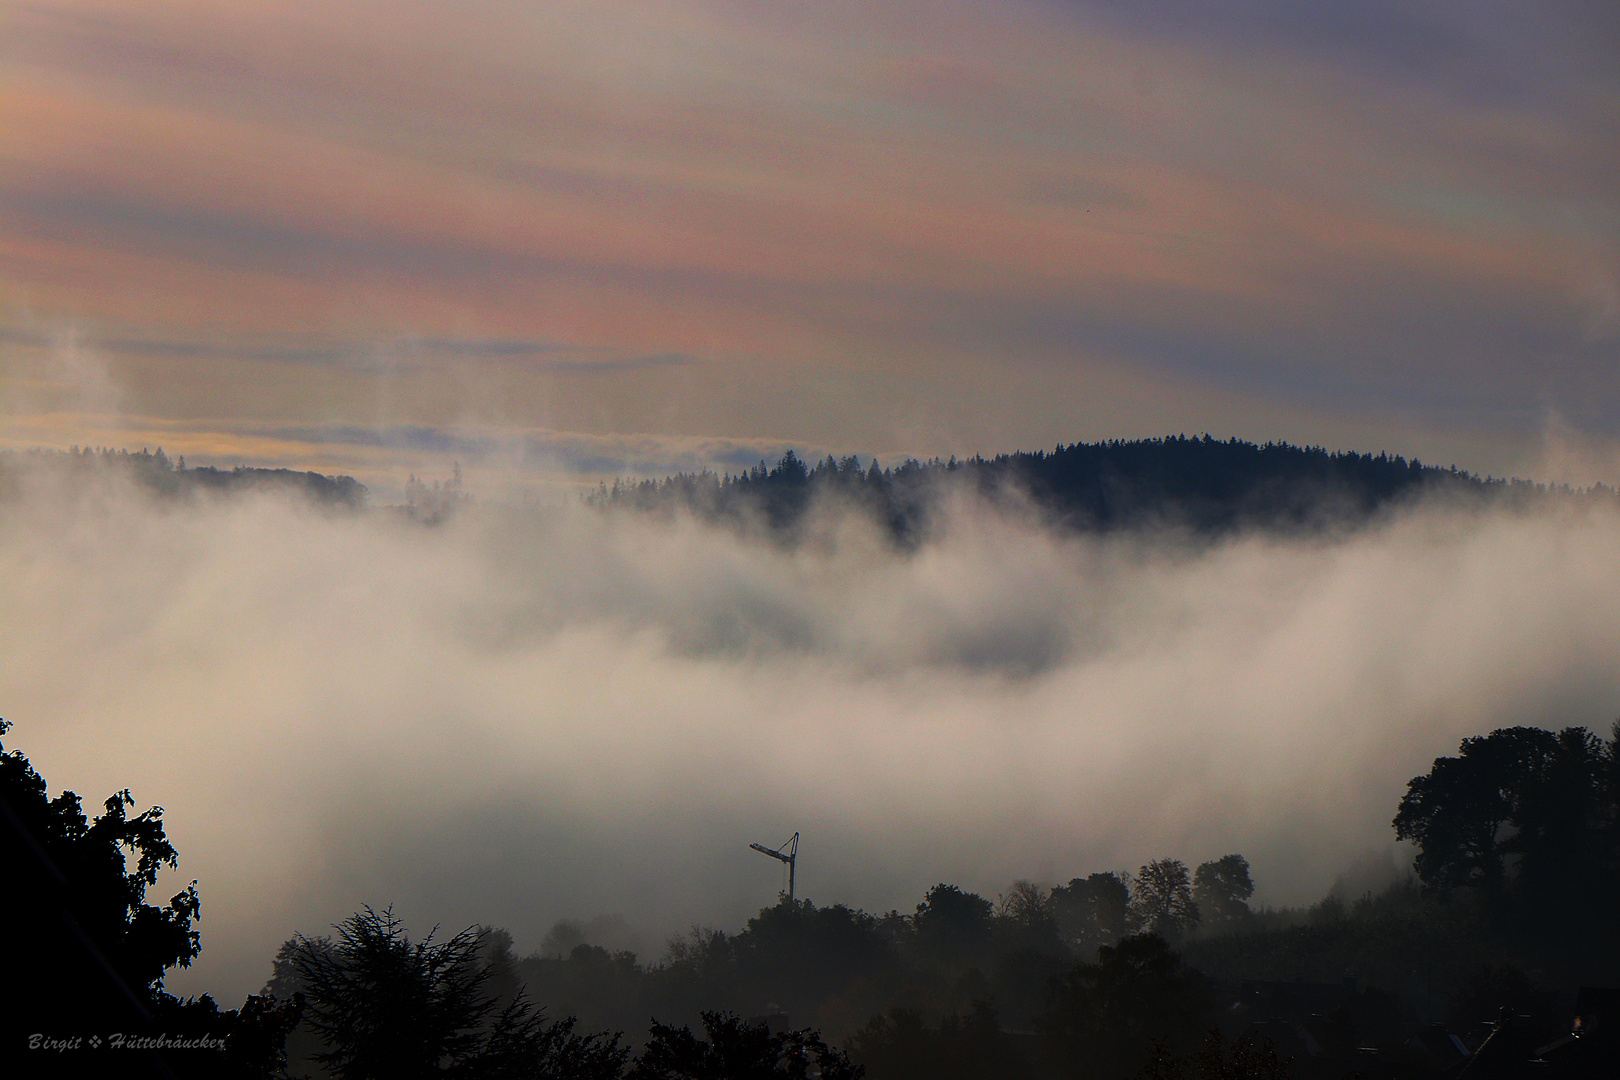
xmin=4 ymin=472 xmax=1618 ymax=1004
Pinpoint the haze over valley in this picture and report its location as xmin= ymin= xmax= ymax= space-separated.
xmin=4 ymin=447 xmax=1618 ymax=1006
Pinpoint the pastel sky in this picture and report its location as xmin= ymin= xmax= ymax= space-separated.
xmin=3 ymin=0 xmax=1617 ymax=494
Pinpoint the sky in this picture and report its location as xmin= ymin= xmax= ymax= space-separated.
xmin=3 ymin=0 xmax=1618 ymax=494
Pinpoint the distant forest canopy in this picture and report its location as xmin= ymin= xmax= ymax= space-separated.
xmin=5 ymin=436 xmax=1617 ymax=538
xmin=0 ymin=444 xmax=367 ymax=508
xmin=590 ymin=435 xmax=1613 ymax=542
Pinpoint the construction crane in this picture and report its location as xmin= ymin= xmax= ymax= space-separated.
xmin=749 ymin=832 xmax=799 ymax=905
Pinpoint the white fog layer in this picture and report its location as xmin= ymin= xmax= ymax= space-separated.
xmin=3 ymin=480 xmax=1618 ymax=1002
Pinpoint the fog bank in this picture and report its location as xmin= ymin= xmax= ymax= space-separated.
xmin=2 ymin=478 xmax=1617 ymax=1003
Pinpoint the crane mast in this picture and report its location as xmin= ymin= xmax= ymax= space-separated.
xmin=748 ymin=832 xmax=799 ymax=905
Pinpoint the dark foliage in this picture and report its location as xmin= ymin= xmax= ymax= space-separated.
xmin=1038 ymin=934 xmax=1215 ymax=1080
xmin=1050 ymin=871 xmax=1134 ymax=955
xmin=517 ymin=944 xmax=660 ymax=1050
xmin=1137 ymin=1030 xmax=1294 ymax=1080
xmin=588 ymin=436 xmax=1585 ymax=545
xmin=1191 ymin=856 xmax=1254 ymax=930
xmin=911 ymin=884 xmax=996 ymax=967
xmin=732 ymin=901 xmax=902 ymax=1032
xmin=0 ymin=445 xmax=367 ymax=507
xmin=1130 ymin=860 xmax=1201 ymax=941
xmin=285 ymin=905 xmax=628 ymax=1080
xmin=1393 ymin=724 xmax=1620 ymax=908
xmin=1 ymin=720 xmax=304 ymax=1078
xmin=1 ymin=719 xmax=200 ymax=1030
xmin=628 ymin=1011 xmax=861 ymax=1080
xmin=847 ymin=1001 xmax=1031 ymax=1080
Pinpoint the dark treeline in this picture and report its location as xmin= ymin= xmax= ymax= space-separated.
xmin=0 ymin=445 xmax=368 ymax=507
xmin=7 ymin=436 xmax=1615 ymax=539
xmin=6 ymin=715 xmax=1619 ymax=1078
xmin=501 ymin=860 xmax=1233 ymax=1051
xmin=590 ymin=436 xmax=1610 ymax=544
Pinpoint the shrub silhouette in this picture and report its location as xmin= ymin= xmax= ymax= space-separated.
xmin=0 ymin=718 xmax=200 ymax=1038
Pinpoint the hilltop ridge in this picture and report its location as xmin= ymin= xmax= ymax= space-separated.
xmin=594 ymin=434 xmax=1594 ymax=542
xmin=0 ymin=445 xmax=367 ymax=507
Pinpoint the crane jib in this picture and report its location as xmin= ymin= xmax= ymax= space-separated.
xmin=747 ymin=833 xmax=799 ymax=904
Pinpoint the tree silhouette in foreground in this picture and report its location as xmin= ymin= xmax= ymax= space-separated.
xmin=911 ymin=883 xmax=995 ymax=967
xmin=847 ymin=1001 xmax=1029 ymax=1080
xmin=628 ymin=1011 xmax=862 ymax=1080
xmin=1191 ymin=855 xmax=1253 ymax=929
xmin=1049 ymin=871 xmax=1133 ymax=955
xmin=0 ymin=718 xmax=301 ymax=1078
xmin=1137 ymin=1029 xmax=1294 ymax=1080
xmin=1130 ymin=860 xmax=1200 ymax=940
xmin=0 ymin=719 xmax=199 ymax=1030
xmin=288 ymin=905 xmax=627 ymax=1080
xmin=1038 ymin=934 xmax=1213 ymax=1080
xmin=1393 ymin=724 xmax=1620 ymax=906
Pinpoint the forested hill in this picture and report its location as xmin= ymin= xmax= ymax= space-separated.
xmin=5 ymin=437 xmax=1606 ymax=533
xmin=0 ymin=445 xmax=367 ymax=507
xmin=594 ymin=435 xmax=1596 ymax=541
